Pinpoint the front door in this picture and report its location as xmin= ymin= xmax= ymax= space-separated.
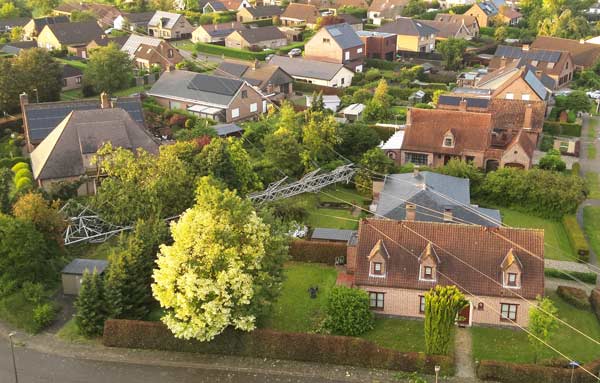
xmin=457 ymin=303 xmax=471 ymax=327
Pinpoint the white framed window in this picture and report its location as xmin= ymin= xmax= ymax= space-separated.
xmin=419 ymin=295 xmax=426 ymax=313
xmin=521 ymin=94 xmax=530 ymax=101
xmin=500 ymin=303 xmax=518 ymax=321
xmin=357 ymin=47 xmax=363 ymax=54
xmin=345 ymin=51 xmax=350 ymax=60
xmin=369 ymin=292 xmax=384 ymax=310
xmin=250 ymin=102 xmax=257 ymax=112
xmin=374 ymin=262 xmax=382 ymax=274
xmin=406 ymin=152 xmax=428 ymax=166
xmin=505 ymin=93 xmax=514 ymax=100
xmin=232 ymin=108 xmax=240 ymax=118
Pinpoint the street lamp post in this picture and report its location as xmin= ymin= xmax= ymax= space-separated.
xmin=8 ymin=332 xmax=18 ymax=383
xmin=434 ymin=365 xmax=440 ymax=383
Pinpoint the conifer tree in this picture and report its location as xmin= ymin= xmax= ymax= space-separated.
xmin=75 ymin=269 xmax=107 ymax=337
xmin=424 ymin=285 xmax=468 ymax=355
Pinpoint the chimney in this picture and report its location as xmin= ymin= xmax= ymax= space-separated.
xmin=523 ymin=103 xmax=533 ymax=130
xmin=19 ymin=92 xmax=29 ymax=107
xmin=459 ymin=99 xmax=468 ymax=112
xmin=406 ymin=108 xmax=412 ymax=126
xmin=405 ymin=203 xmax=416 ymax=221
xmin=443 ymin=207 xmax=453 ymax=222
xmin=522 ymin=44 xmax=529 ymax=51
xmin=100 ymin=92 xmax=110 ymax=109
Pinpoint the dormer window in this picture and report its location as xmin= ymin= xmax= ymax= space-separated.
xmin=368 ymin=239 xmax=389 ymax=278
xmin=419 ymin=242 xmax=439 ymax=282
xmin=424 ymin=266 xmax=433 ymax=278
xmin=442 ymin=130 xmax=454 ymax=148
xmin=501 ymin=248 xmax=522 ymax=289
xmin=444 ymin=137 xmax=453 ymax=147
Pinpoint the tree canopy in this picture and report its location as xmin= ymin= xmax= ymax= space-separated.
xmin=84 ymin=44 xmax=133 ymax=94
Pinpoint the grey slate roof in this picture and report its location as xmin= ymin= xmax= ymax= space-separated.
xmin=218 ymin=61 xmax=249 ymax=77
xmin=268 ymin=55 xmax=349 ymax=81
xmin=148 ymin=11 xmax=183 ymax=29
xmin=438 ymin=95 xmax=490 ymax=108
xmin=62 ymin=64 xmax=83 ymax=78
xmin=0 ymin=17 xmax=30 ymax=30
xmin=61 ymin=259 xmax=109 ymax=275
xmin=375 ymin=17 xmax=438 ymax=37
xmin=123 ymin=11 xmax=155 ymax=23
xmin=323 ymin=23 xmax=363 ymax=49
xmin=32 ymin=16 xmax=69 ymax=33
xmin=244 ymin=5 xmax=283 ymax=17
xmin=235 ymin=26 xmax=286 ymax=44
xmin=311 ymin=228 xmax=357 ymax=242
xmin=31 ymin=108 xmax=158 ymax=180
xmin=23 ymin=97 xmax=145 ymax=144
xmin=45 ymin=21 xmax=104 ymax=46
xmin=120 ymin=34 xmax=162 ymax=56
xmin=148 ymin=70 xmax=243 ymax=107
xmin=213 ymin=123 xmax=243 ymax=136
xmin=0 ymin=40 xmax=36 ymax=55
xmin=375 ymin=171 xmax=501 ymax=227
xmin=494 ymin=45 xmax=562 ymax=63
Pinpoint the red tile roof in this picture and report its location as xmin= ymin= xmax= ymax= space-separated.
xmin=353 ymin=219 xmax=545 ymax=299
xmin=402 ymin=108 xmax=492 ymax=155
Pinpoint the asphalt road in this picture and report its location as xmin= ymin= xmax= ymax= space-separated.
xmin=0 ymin=342 xmax=347 ymax=383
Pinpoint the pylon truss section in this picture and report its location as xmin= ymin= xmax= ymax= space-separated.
xmin=61 ymin=201 xmax=132 ymax=246
xmin=249 ymin=164 xmax=355 ymax=204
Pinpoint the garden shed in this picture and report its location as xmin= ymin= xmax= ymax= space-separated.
xmin=61 ymin=259 xmax=109 ymax=295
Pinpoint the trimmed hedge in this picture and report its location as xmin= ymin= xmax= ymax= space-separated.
xmin=0 ymin=157 xmax=29 ymax=169
xmin=477 ymin=359 xmax=600 ymax=383
xmin=243 ymin=18 xmax=273 ymax=27
xmin=591 ymin=289 xmax=600 ymax=323
xmin=543 ymin=121 xmax=582 ymax=137
xmin=562 ymin=215 xmax=590 ymax=262
xmin=544 ymin=268 xmax=598 ymax=285
xmin=103 ymin=319 xmax=454 ymax=375
xmin=194 ymin=42 xmax=269 ymax=61
xmin=365 ymin=58 xmax=408 ymax=71
xmin=556 ymin=285 xmax=591 ymax=310
xmin=293 ymin=81 xmax=344 ymax=95
xmin=289 ymin=239 xmax=347 ymax=265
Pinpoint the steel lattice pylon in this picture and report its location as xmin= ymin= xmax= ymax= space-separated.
xmin=63 ymin=164 xmax=355 ymax=245
xmin=61 ymin=201 xmax=132 ymax=246
xmin=248 ymin=164 xmax=355 ymax=203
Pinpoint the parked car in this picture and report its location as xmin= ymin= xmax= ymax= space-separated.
xmin=288 ymin=48 xmax=302 ymax=57
xmin=586 ymin=90 xmax=600 ymax=99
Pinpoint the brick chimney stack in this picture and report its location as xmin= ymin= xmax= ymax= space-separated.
xmin=100 ymin=92 xmax=110 ymax=109
xmin=523 ymin=104 xmax=533 ymax=130
xmin=405 ymin=203 xmax=416 ymax=221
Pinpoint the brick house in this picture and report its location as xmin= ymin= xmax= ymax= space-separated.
xmin=225 ymin=26 xmax=287 ymax=50
xmin=61 ymin=64 xmax=83 ymax=91
xmin=346 ymin=219 xmax=544 ymax=327
xmin=356 ymin=30 xmax=396 ymax=61
xmin=132 ymin=40 xmax=184 ymax=71
xmin=368 ymin=0 xmax=409 ymax=26
xmin=530 ymin=36 xmax=600 ymax=70
xmin=304 ymin=23 xmax=365 ymax=72
xmin=217 ymin=60 xmax=294 ymax=99
xmin=236 ymin=5 xmax=283 ymax=23
xmin=375 ymin=17 xmax=437 ymax=53
xmin=399 ymin=103 xmax=539 ymax=170
xmin=22 ymin=16 xmax=69 ymax=40
xmin=36 ymin=21 xmax=104 ymax=58
xmin=192 ymin=21 xmax=246 ymax=43
xmin=419 ymin=19 xmax=476 ymax=41
xmin=268 ymin=55 xmax=355 ymax=87
xmin=489 ymin=45 xmax=574 ymax=88
xmin=147 ymin=70 xmax=269 ymax=123
xmin=280 ymin=3 xmax=320 ymax=28
xmin=53 ymin=2 xmax=122 ymax=28
xmin=147 ymin=11 xmax=194 ymax=40
xmin=470 ymin=62 xmax=552 ymax=100
xmin=465 ymin=1 xmax=522 ymax=27
xmin=434 ymin=13 xmax=479 ymax=37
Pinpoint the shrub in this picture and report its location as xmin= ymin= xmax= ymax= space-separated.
xmin=289 ymin=239 xmax=347 ymax=265
xmin=572 ymin=162 xmax=581 ymax=175
xmin=543 ymin=121 xmax=582 ymax=137
xmin=591 ymin=289 xmax=600 ymax=323
xmin=14 ymin=168 xmax=32 ymax=181
xmin=14 ymin=177 xmax=32 ymax=191
xmin=323 ymin=286 xmax=374 ymax=336
xmin=544 ymin=268 xmax=597 ymax=285
xmin=11 ymin=162 xmax=29 ymax=173
xmin=556 ymin=285 xmax=591 ymax=310
xmin=22 ymin=281 xmax=45 ymax=304
xmin=567 ymin=110 xmax=576 ymax=123
xmin=562 ymin=215 xmax=590 ymax=262
xmin=32 ymin=302 xmax=56 ymax=332
xmin=103 ymin=319 xmax=454 ymax=375
xmin=0 ymin=157 xmax=29 ymax=170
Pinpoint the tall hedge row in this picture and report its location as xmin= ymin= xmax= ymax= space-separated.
xmin=543 ymin=121 xmax=582 ymax=137
xmin=194 ymin=42 xmax=269 ymax=61
xmin=103 ymin=319 xmax=454 ymax=375
xmin=477 ymin=359 xmax=600 ymax=383
xmin=562 ymin=215 xmax=590 ymax=262
xmin=289 ymin=239 xmax=347 ymax=265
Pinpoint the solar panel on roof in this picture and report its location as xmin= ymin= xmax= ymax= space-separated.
xmin=187 ymin=74 xmax=241 ymax=96
xmin=329 ymin=28 xmax=341 ymax=36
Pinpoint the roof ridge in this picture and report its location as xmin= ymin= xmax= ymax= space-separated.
xmin=33 ymin=111 xmax=74 ymax=179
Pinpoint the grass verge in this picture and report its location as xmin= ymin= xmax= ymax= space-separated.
xmin=56 ymin=318 xmax=100 ymax=344
xmin=583 ymin=206 xmax=600 ymax=258
xmin=589 ymin=144 xmax=597 ymax=159
xmin=586 ymin=172 xmax=600 ymax=199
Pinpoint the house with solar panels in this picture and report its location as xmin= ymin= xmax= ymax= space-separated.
xmin=147 ymin=70 xmax=269 ymax=123
xmin=20 ymin=93 xmax=146 ymax=153
xmin=489 ymin=45 xmax=574 ymax=88
xmin=147 ymin=11 xmax=194 ymax=40
xmin=304 ymin=23 xmax=365 ymax=72
xmin=465 ymin=0 xmax=522 ymax=27
xmin=29 ymin=93 xmax=158 ymax=196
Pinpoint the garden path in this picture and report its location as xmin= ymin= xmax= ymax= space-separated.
xmin=454 ymin=327 xmax=478 ymax=380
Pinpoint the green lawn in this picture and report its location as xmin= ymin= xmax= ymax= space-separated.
xmin=586 ymin=172 xmax=600 ymax=199
xmin=64 ymin=237 xmax=120 ymax=260
xmin=172 ymin=39 xmax=195 ymax=52
xmin=306 ymin=208 xmax=358 ymax=229
xmin=589 ymin=119 xmax=597 ymax=139
xmin=589 ymin=144 xmax=597 ymax=160
xmin=56 ymin=58 xmax=88 ymax=71
xmin=500 ymin=208 xmax=575 ymax=262
xmin=292 ymin=186 xmax=367 ymax=230
xmin=583 ymin=207 xmax=600 ymax=258
xmin=56 ymin=318 xmax=100 ymax=344
xmin=471 ymin=291 xmax=600 ymax=364
xmin=61 ymin=84 xmax=151 ymax=101
xmin=361 ymin=317 xmax=426 ymax=352
xmin=262 ymin=262 xmax=338 ymax=332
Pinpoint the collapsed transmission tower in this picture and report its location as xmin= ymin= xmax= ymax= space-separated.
xmin=63 ymin=164 xmax=355 ymax=245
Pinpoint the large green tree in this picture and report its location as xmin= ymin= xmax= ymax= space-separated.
xmin=152 ymin=177 xmax=288 ymax=341
xmin=264 ymin=130 xmax=304 ymax=177
xmin=424 ymin=285 xmax=469 ymax=355
xmin=104 ymin=218 xmax=168 ymax=319
xmin=528 ymin=296 xmax=558 ymax=363
xmin=0 ymin=168 xmax=11 ymax=214
xmin=354 ymin=147 xmax=396 ymax=195
xmin=336 ymin=123 xmax=380 ymax=161
xmin=538 ymin=9 xmax=591 ymax=39
xmin=301 ymin=111 xmax=340 ymax=169
xmin=437 ymin=38 xmax=468 ymax=70
xmin=12 ymin=192 xmax=66 ymax=246
xmin=84 ymin=43 xmax=133 ymax=94
xmin=0 ymin=2 xmax=19 ymax=18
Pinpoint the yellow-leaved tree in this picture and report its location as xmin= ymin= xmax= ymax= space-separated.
xmin=151 ymin=176 xmax=288 ymax=341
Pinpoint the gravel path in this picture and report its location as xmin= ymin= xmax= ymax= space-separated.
xmin=454 ymin=328 xmax=477 ymax=380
